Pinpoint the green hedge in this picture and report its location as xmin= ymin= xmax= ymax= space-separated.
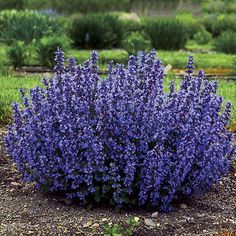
xmin=144 ymin=18 xmax=188 ymax=50
xmin=69 ymin=14 xmax=123 ymax=49
xmin=0 ymin=10 xmax=62 ymax=44
xmin=203 ymin=14 xmax=236 ymax=37
xmin=214 ymin=31 xmax=236 ymax=54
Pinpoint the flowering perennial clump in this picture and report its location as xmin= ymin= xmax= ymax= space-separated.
xmin=5 ymin=49 xmax=235 ymax=211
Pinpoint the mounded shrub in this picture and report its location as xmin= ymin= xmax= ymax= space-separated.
xmin=5 ymin=49 xmax=235 ymax=211
xmin=193 ymin=26 xmax=212 ymax=45
xmin=144 ymin=18 xmax=188 ymax=50
xmin=214 ymin=31 xmax=236 ymax=54
xmin=203 ymin=14 xmax=236 ymax=38
xmin=69 ymin=14 xmax=123 ymax=49
xmin=7 ymin=41 xmax=29 ymax=69
xmin=176 ymin=13 xmax=201 ymax=39
xmin=118 ymin=13 xmax=142 ymax=36
xmin=35 ymin=36 xmax=70 ymax=68
xmin=0 ymin=0 xmax=23 ymax=10
xmin=122 ymin=32 xmax=150 ymax=55
xmin=0 ymin=10 xmax=62 ymax=44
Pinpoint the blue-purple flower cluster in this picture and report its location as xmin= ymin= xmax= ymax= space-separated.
xmin=5 ymin=49 xmax=235 ymax=211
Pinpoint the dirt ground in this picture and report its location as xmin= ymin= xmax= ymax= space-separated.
xmin=0 ymin=128 xmax=235 ymax=236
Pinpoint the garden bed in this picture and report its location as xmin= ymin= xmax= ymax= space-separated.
xmin=0 ymin=128 xmax=235 ymax=235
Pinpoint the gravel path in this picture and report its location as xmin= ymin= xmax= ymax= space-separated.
xmin=0 ymin=128 xmax=235 ymax=236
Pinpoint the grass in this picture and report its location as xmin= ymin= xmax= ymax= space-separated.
xmin=0 ymin=75 xmax=42 ymax=124
xmin=0 ymin=74 xmax=235 ymax=130
xmin=156 ymin=51 xmax=236 ymax=71
xmin=186 ymin=40 xmax=214 ymax=51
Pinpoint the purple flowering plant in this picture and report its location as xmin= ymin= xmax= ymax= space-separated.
xmin=5 ymin=49 xmax=235 ymax=211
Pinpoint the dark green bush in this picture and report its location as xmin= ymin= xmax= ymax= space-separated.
xmin=122 ymin=32 xmax=150 ymax=55
xmin=0 ymin=0 xmax=23 ymax=10
xmin=193 ymin=26 xmax=212 ymax=45
xmin=7 ymin=41 xmax=28 ymax=69
xmin=144 ymin=18 xmax=188 ymax=50
xmin=176 ymin=13 xmax=201 ymax=39
xmin=54 ymin=0 xmax=129 ymax=14
xmin=203 ymin=14 xmax=236 ymax=38
xmin=0 ymin=10 xmax=62 ymax=44
xmin=69 ymin=14 xmax=123 ymax=49
xmin=118 ymin=13 xmax=142 ymax=36
xmin=22 ymin=0 xmax=51 ymax=10
xmin=214 ymin=31 xmax=236 ymax=54
xmin=35 ymin=36 xmax=70 ymax=68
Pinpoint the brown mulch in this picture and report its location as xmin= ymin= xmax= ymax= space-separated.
xmin=0 ymin=128 xmax=235 ymax=236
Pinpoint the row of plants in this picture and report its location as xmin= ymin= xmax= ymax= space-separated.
xmin=1 ymin=10 xmax=236 ymax=51
xmin=0 ymin=10 xmax=235 ymax=70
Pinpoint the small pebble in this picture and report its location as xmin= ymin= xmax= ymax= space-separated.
xmin=144 ymin=218 xmax=156 ymax=227
xmin=151 ymin=212 xmax=159 ymax=218
xmin=179 ymin=203 xmax=187 ymax=209
xmin=10 ymin=182 xmax=21 ymax=188
xmin=92 ymin=223 xmax=99 ymax=228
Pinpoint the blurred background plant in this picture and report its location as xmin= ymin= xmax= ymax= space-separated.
xmin=193 ymin=26 xmax=212 ymax=45
xmin=214 ymin=31 xmax=236 ymax=54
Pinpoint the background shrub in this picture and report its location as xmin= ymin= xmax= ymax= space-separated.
xmin=35 ymin=36 xmax=70 ymax=68
xmin=203 ymin=14 xmax=236 ymax=38
xmin=122 ymin=32 xmax=150 ymax=55
xmin=144 ymin=18 xmax=188 ymax=50
xmin=214 ymin=31 xmax=236 ymax=54
xmin=54 ymin=0 xmax=129 ymax=14
xmin=0 ymin=10 xmax=62 ymax=44
xmin=0 ymin=0 xmax=23 ymax=10
xmin=5 ymin=50 xmax=235 ymax=212
xmin=193 ymin=26 xmax=212 ymax=45
xmin=7 ymin=41 xmax=28 ymax=69
xmin=176 ymin=12 xmax=200 ymax=39
xmin=118 ymin=13 xmax=142 ymax=36
xmin=69 ymin=14 xmax=123 ymax=49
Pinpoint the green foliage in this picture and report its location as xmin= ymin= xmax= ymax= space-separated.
xmin=0 ymin=75 xmax=41 ymax=124
xmin=54 ymin=0 xmax=129 ymax=14
xmin=176 ymin=12 xmax=200 ymax=38
xmin=0 ymin=0 xmax=23 ymax=10
xmin=69 ymin=14 xmax=123 ymax=49
xmin=144 ymin=18 xmax=188 ymax=50
xmin=118 ymin=13 xmax=142 ymax=36
xmin=7 ymin=41 xmax=29 ymax=69
xmin=103 ymin=217 xmax=140 ymax=236
xmin=202 ymin=0 xmax=236 ymax=14
xmin=22 ymin=0 xmax=51 ymax=10
xmin=35 ymin=36 xmax=70 ymax=68
xmin=202 ymin=0 xmax=226 ymax=13
xmin=193 ymin=26 xmax=212 ymax=45
xmin=0 ymin=10 xmax=62 ymax=44
xmin=203 ymin=14 xmax=236 ymax=38
xmin=214 ymin=31 xmax=236 ymax=54
xmin=122 ymin=32 xmax=150 ymax=55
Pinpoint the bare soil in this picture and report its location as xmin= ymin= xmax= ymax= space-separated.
xmin=0 ymin=128 xmax=235 ymax=236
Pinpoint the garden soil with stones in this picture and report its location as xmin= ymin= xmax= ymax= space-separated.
xmin=0 ymin=128 xmax=235 ymax=236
